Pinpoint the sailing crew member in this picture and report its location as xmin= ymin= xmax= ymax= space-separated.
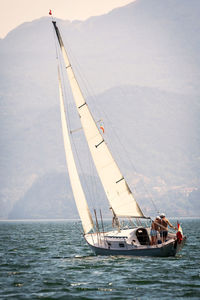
xmin=150 ymin=216 xmax=161 ymax=245
xmin=160 ymin=213 xmax=176 ymax=243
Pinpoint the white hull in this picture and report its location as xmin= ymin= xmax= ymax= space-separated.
xmin=85 ymin=227 xmax=186 ymax=257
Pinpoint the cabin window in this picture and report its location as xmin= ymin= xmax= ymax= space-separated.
xmin=119 ymin=243 xmax=125 ymax=248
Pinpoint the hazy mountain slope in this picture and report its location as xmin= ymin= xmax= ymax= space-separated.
xmin=0 ymin=0 xmax=199 ymax=219
xmin=8 ymin=172 xmax=110 ymax=219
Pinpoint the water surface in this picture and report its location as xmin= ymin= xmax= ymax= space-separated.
xmin=0 ymin=219 xmax=199 ymax=299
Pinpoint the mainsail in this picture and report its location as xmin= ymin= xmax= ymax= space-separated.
xmin=53 ymin=21 xmax=144 ymax=218
xmin=58 ymin=67 xmax=94 ymax=233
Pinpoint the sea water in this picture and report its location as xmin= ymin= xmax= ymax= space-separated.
xmin=0 ymin=219 xmax=199 ymax=299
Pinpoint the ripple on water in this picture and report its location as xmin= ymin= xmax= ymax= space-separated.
xmin=0 ymin=219 xmax=199 ymax=299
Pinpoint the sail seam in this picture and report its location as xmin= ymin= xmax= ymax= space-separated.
xmin=116 ymin=177 xmax=124 ymax=184
xmin=95 ymin=140 xmax=104 ymax=148
xmin=78 ymin=102 xmax=87 ymax=109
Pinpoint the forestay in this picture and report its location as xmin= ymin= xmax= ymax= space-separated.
xmin=53 ymin=21 xmax=144 ymax=218
xmin=58 ymin=67 xmax=94 ymax=234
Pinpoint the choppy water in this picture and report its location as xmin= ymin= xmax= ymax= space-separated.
xmin=0 ymin=219 xmax=199 ymax=299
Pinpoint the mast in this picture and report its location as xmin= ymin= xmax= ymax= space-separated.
xmin=57 ymin=66 xmax=94 ymax=234
xmin=53 ymin=21 xmax=144 ymax=219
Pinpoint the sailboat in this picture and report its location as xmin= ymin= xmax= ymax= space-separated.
xmin=52 ymin=20 xmax=186 ymax=257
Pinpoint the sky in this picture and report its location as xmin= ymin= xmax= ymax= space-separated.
xmin=0 ymin=0 xmax=134 ymax=38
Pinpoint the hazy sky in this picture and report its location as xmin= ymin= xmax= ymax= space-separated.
xmin=0 ymin=0 xmax=134 ymax=38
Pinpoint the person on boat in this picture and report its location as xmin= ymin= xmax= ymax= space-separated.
xmin=150 ymin=216 xmax=161 ymax=245
xmin=160 ymin=213 xmax=176 ymax=243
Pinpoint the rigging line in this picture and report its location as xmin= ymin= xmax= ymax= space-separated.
xmin=63 ymin=58 xmax=98 ymax=209
xmin=65 ymin=53 xmax=140 ymax=207
xmin=108 ymin=85 xmax=160 ymax=214
xmin=61 ymin=36 xmax=100 ymax=207
xmin=70 ymin=115 xmax=98 ymax=213
xmin=61 ymin=46 xmax=130 ymax=183
xmin=58 ymin=34 xmax=103 ymax=122
xmin=58 ymin=25 xmax=88 ymax=98
xmin=56 ymin=24 xmax=122 ymax=159
xmin=59 ymin=46 xmax=136 ymax=212
xmin=65 ymin=39 xmax=157 ymax=214
xmin=69 ymin=79 xmax=101 ymax=208
xmin=56 ymin=24 xmax=155 ymax=216
xmin=85 ymin=138 xmax=100 ymax=211
xmin=57 ymin=28 xmax=111 ymax=210
xmin=59 ymin=55 xmax=94 ymax=207
xmin=81 ymin=78 xmax=159 ymax=215
xmin=54 ymin=25 xmax=96 ymax=210
xmin=53 ymin=21 xmax=99 ymax=220
xmin=57 ymin=25 xmax=96 ymax=204
xmin=53 ymin=20 xmax=78 ymax=182
xmin=72 ymin=133 xmax=97 ymax=211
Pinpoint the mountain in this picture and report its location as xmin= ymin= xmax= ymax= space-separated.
xmin=8 ymin=172 xmax=110 ymax=219
xmin=0 ymin=0 xmax=200 ymax=219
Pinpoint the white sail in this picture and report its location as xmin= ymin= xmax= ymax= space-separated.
xmin=58 ymin=67 xmax=94 ymax=233
xmin=53 ymin=22 xmax=144 ymax=218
